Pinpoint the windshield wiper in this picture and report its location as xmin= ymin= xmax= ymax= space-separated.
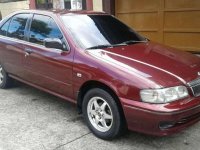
xmin=86 ymin=43 xmax=127 ymax=50
xmin=86 ymin=44 xmax=113 ymax=50
xmin=86 ymin=40 xmax=148 ymax=50
xmin=122 ymin=40 xmax=148 ymax=45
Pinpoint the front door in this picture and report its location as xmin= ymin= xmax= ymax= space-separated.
xmin=22 ymin=14 xmax=74 ymax=99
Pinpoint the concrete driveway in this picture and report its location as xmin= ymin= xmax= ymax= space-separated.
xmin=0 ymin=82 xmax=200 ymax=150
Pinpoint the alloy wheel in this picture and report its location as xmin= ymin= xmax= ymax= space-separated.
xmin=87 ymin=96 xmax=113 ymax=132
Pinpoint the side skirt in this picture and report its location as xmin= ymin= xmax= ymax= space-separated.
xmin=9 ymin=74 xmax=77 ymax=105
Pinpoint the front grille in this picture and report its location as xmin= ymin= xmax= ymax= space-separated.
xmin=188 ymin=78 xmax=200 ymax=97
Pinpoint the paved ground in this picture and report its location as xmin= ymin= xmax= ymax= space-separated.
xmin=0 ymin=82 xmax=200 ymax=150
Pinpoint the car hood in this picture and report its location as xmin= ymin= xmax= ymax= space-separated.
xmin=86 ymin=42 xmax=200 ymax=88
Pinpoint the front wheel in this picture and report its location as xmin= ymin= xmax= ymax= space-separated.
xmin=82 ymin=88 xmax=125 ymax=140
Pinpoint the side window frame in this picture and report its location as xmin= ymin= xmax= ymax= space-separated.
xmin=27 ymin=13 xmax=70 ymax=51
xmin=24 ymin=13 xmax=33 ymax=42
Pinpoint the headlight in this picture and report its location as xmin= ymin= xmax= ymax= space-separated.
xmin=140 ymin=86 xmax=189 ymax=103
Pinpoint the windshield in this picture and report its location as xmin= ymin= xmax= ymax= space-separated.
xmin=61 ymin=15 xmax=146 ymax=49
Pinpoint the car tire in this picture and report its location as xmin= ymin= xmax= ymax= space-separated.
xmin=0 ymin=64 xmax=13 ymax=89
xmin=82 ymin=88 xmax=125 ymax=140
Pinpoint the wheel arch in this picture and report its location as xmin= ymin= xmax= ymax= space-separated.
xmin=77 ymin=80 xmax=125 ymax=117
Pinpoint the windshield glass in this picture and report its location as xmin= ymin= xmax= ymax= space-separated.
xmin=61 ymin=15 xmax=146 ymax=49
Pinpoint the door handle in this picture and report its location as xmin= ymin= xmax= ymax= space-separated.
xmin=25 ymin=48 xmax=33 ymax=54
xmin=24 ymin=48 xmax=33 ymax=57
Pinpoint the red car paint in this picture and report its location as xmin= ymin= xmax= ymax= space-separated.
xmin=0 ymin=10 xmax=200 ymax=136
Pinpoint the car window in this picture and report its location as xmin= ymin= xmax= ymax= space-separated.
xmin=0 ymin=19 xmax=11 ymax=36
xmin=61 ymin=15 xmax=146 ymax=49
xmin=29 ymin=14 xmax=63 ymax=46
xmin=7 ymin=14 xmax=30 ymax=40
xmin=48 ymin=18 xmax=63 ymax=39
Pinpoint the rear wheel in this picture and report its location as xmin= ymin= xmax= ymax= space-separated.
xmin=82 ymin=88 xmax=125 ymax=140
xmin=0 ymin=65 xmax=13 ymax=89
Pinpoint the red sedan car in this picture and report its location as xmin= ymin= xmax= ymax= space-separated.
xmin=0 ymin=10 xmax=200 ymax=140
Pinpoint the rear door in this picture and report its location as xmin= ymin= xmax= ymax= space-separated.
xmin=0 ymin=13 xmax=31 ymax=77
xmin=22 ymin=14 xmax=74 ymax=99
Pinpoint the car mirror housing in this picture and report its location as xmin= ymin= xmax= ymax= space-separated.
xmin=44 ymin=38 xmax=64 ymax=50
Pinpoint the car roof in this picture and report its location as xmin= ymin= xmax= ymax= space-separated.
xmin=0 ymin=9 xmax=108 ymax=26
xmin=12 ymin=9 xmax=107 ymax=16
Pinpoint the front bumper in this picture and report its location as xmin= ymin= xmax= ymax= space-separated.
xmin=121 ymin=96 xmax=200 ymax=136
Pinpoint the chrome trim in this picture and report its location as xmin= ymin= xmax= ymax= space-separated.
xmin=187 ymin=78 xmax=200 ymax=97
xmin=188 ymin=78 xmax=200 ymax=87
xmin=190 ymin=86 xmax=200 ymax=97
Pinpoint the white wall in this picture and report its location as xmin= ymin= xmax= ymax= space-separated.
xmin=93 ymin=0 xmax=102 ymax=11
xmin=0 ymin=0 xmax=29 ymax=18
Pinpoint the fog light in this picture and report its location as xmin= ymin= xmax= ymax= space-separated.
xmin=159 ymin=121 xmax=175 ymax=130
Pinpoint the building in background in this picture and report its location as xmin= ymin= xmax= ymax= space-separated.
xmin=32 ymin=0 xmax=86 ymax=10
xmin=0 ymin=0 xmax=200 ymax=53
xmin=0 ymin=0 xmax=99 ymax=17
xmin=0 ymin=0 xmax=103 ymax=17
xmin=0 ymin=0 xmax=29 ymax=17
xmin=104 ymin=0 xmax=200 ymax=53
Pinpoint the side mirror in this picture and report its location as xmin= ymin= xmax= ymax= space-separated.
xmin=44 ymin=38 xmax=64 ymax=50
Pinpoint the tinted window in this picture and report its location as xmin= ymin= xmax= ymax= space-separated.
xmin=48 ymin=18 xmax=63 ymax=39
xmin=29 ymin=15 xmax=63 ymax=46
xmin=7 ymin=14 xmax=29 ymax=40
xmin=0 ymin=19 xmax=11 ymax=36
xmin=61 ymin=15 xmax=146 ymax=49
